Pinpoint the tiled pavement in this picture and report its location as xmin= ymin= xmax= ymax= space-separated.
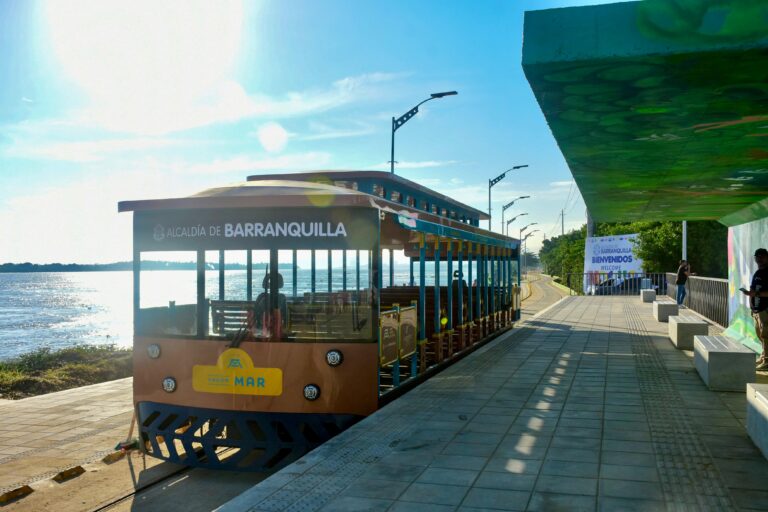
xmin=222 ymin=296 xmax=768 ymax=512
xmin=0 ymin=377 xmax=133 ymax=492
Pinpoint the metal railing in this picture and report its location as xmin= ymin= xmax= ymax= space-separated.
xmin=556 ymin=272 xmax=728 ymax=327
xmin=561 ymin=273 xmax=668 ymax=297
xmin=666 ymin=273 xmax=728 ymax=327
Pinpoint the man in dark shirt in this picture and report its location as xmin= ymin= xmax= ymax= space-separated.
xmin=675 ymin=260 xmax=690 ymax=305
xmin=742 ymin=248 xmax=768 ymax=370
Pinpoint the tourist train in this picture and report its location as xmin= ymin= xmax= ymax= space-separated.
xmin=119 ymin=171 xmax=521 ymax=471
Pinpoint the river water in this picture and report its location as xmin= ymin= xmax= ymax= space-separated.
xmin=0 ymin=266 xmax=432 ymax=359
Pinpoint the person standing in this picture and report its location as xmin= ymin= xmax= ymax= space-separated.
xmin=742 ymin=248 xmax=768 ymax=370
xmin=675 ymin=260 xmax=690 ymax=305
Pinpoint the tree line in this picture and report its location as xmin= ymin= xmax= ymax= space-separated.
xmin=539 ymin=220 xmax=727 ymax=279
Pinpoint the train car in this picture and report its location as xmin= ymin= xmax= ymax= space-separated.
xmin=118 ymin=171 xmax=521 ymax=471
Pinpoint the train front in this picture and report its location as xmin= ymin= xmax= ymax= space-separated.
xmin=119 ymin=184 xmax=381 ymax=471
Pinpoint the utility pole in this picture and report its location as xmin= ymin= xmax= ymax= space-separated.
xmin=682 ymin=221 xmax=687 ymax=261
xmin=586 ymin=209 xmax=594 ymax=238
xmin=561 ymin=209 xmax=565 ymax=236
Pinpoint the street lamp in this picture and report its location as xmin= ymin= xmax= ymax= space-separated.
xmin=488 ymin=165 xmax=529 ymax=230
xmin=502 ymin=197 xmax=530 ymax=234
xmin=390 ymin=91 xmax=458 ymax=174
xmin=505 ymin=213 xmax=528 ymax=236
xmin=522 ymin=229 xmax=540 ymax=278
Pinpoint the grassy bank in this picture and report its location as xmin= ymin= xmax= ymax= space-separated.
xmin=0 ymin=345 xmax=132 ymax=399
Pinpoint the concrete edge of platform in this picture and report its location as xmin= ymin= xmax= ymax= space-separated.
xmin=0 ymin=377 xmax=133 ymax=408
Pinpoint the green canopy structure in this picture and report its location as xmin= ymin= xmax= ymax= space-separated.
xmin=522 ymin=0 xmax=768 ymax=226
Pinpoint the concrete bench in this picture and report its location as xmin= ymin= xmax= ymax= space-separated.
xmin=653 ymin=300 xmax=678 ymax=322
xmin=694 ymin=335 xmax=755 ymax=392
xmin=747 ymin=384 xmax=768 ymax=459
xmin=668 ymin=315 xmax=709 ymax=350
xmin=640 ymin=289 xmax=656 ymax=303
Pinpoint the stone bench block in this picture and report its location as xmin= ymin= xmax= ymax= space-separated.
xmin=694 ymin=335 xmax=755 ymax=392
xmin=747 ymin=384 xmax=768 ymax=460
xmin=653 ymin=300 xmax=678 ymax=322
xmin=668 ymin=315 xmax=709 ymax=350
xmin=640 ymin=289 xmax=656 ymax=303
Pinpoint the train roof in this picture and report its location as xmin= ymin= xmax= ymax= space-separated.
xmin=118 ymin=178 xmax=518 ymax=245
xmin=247 ymin=170 xmax=489 ymax=221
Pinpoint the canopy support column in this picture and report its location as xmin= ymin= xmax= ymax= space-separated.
xmin=292 ymin=250 xmax=297 ymax=298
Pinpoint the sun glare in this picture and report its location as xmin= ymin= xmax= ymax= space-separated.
xmin=45 ymin=0 xmax=244 ymax=133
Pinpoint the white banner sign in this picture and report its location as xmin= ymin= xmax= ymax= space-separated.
xmin=583 ymin=234 xmax=643 ymax=293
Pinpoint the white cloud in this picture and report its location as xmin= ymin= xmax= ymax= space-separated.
xmin=255 ymin=122 xmax=289 ymax=153
xmin=300 ymin=121 xmax=376 ymax=141
xmin=171 ymin=152 xmax=332 ymax=176
xmin=0 ymin=151 xmax=334 ymax=264
xmin=4 ymin=137 xmax=177 ymax=162
xmin=372 ymin=160 xmax=456 ymax=170
xmin=0 ymin=169 xmax=190 ymax=264
xmin=77 ymin=72 xmax=404 ymax=135
xmin=549 ymin=180 xmax=574 ymax=187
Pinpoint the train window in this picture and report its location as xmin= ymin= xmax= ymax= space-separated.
xmin=373 ymin=184 xmax=385 ymax=198
xmin=406 ymin=196 xmax=415 ymax=207
xmin=441 ymin=208 xmax=448 ymax=217
xmin=390 ymin=190 xmax=401 ymax=203
xmin=137 ymin=251 xmax=198 ymax=337
xmin=333 ymin=180 xmax=358 ymax=190
xmin=281 ymin=248 xmax=374 ymax=342
xmin=420 ymin=199 xmax=428 ymax=211
xmin=450 ymin=211 xmax=457 ymax=219
xmin=431 ymin=204 xmax=438 ymax=214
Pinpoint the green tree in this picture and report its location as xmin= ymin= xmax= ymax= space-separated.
xmin=538 ymin=220 xmax=727 ymax=281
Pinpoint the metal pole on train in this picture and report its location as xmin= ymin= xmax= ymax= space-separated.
xmin=488 ymin=166 xmax=528 ymax=231
xmin=390 ymin=91 xmax=457 ymax=175
xmin=447 ymin=240 xmax=453 ymax=332
xmin=467 ymin=242 xmax=474 ymax=324
xmin=434 ymin=238 xmax=442 ymax=359
xmin=417 ymin=234 xmax=426 ymax=376
xmin=457 ymin=241 xmax=464 ymax=335
xmin=501 ymin=196 xmax=530 ymax=234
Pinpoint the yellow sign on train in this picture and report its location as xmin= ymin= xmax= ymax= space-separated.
xmin=192 ymin=348 xmax=282 ymax=396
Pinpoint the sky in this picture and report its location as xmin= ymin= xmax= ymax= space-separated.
xmin=0 ymin=0 xmax=619 ymax=264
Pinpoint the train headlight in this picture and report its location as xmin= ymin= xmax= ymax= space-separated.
xmin=162 ymin=377 xmax=177 ymax=393
xmin=147 ymin=344 xmax=161 ymax=359
xmin=303 ymin=384 xmax=320 ymax=401
xmin=326 ymin=350 xmax=343 ymax=367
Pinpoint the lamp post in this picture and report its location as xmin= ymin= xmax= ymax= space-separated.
xmin=390 ymin=91 xmax=458 ymax=174
xmin=501 ymin=196 xmax=530 ymax=234
xmin=488 ymin=165 xmax=528 ymax=231
xmin=504 ymin=212 xmax=528 ymax=237
xmin=522 ymin=229 xmax=540 ymax=279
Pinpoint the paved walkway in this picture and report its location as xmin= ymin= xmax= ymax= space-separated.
xmin=0 ymin=378 xmax=133 ymax=492
xmin=222 ymin=296 xmax=768 ymax=512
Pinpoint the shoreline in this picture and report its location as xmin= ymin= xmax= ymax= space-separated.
xmin=0 ymin=345 xmax=132 ymax=399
